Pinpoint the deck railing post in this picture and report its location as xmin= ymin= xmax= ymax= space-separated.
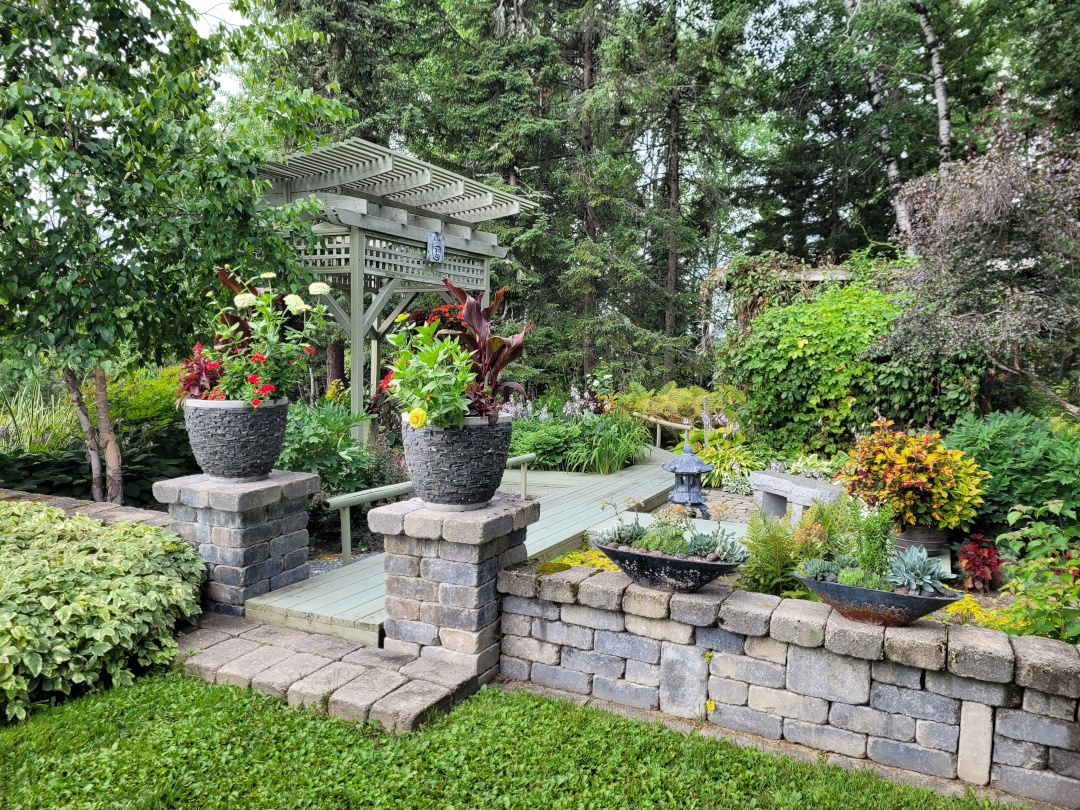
xmin=656 ymin=422 xmax=661 ymax=447
xmin=340 ymin=505 xmax=352 ymax=566
xmin=520 ymin=462 xmax=528 ymax=499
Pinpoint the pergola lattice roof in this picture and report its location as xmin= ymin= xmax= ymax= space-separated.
xmin=261 ymin=138 xmax=538 ymax=224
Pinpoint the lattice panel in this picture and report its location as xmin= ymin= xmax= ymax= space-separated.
xmin=289 ymin=230 xmax=487 ymax=292
xmin=364 ymin=236 xmax=485 ymax=289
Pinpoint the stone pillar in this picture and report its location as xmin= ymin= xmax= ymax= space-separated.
xmin=368 ymin=497 xmax=539 ymax=683
xmin=153 ymin=471 xmax=321 ymax=617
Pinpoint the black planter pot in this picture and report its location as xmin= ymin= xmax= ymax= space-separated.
xmin=592 ymin=538 xmax=741 ymax=593
xmin=183 ymin=398 xmax=289 ymax=482
xmin=402 ymin=415 xmax=512 ymax=511
xmin=795 ymin=575 xmax=961 ymax=627
xmin=894 ymin=524 xmax=951 ymax=555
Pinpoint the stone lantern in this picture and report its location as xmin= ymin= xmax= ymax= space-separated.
xmin=662 ymin=443 xmax=714 ymax=519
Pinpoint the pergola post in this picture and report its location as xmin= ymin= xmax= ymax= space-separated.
xmin=349 ymin=227 xmax=366 ymax=441
xmin=263 ymin=137 xmax=537 ymax=447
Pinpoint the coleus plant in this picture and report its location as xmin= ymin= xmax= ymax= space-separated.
xmin=441 ymin=279 xmax=531 ymax=425
xmin=958 ymin=534 xmax=1003 ymax=591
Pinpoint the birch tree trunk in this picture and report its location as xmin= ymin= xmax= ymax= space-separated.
xmin=93 ymin=365 xmax=123 ymax=504
xmin=913 ymin=0 xmax=951 ymax=165
xmin=62 ymin=367 xmax=104 ymax=502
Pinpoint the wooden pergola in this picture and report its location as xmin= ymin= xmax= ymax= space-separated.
xmin=261 ymin=138 xmax=537 ymax=438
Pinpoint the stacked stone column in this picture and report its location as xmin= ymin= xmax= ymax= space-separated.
xmin=368 ymin=497 xmax=539 ymax=683
xmin=153 ymin=471 xmax=320 ymax=617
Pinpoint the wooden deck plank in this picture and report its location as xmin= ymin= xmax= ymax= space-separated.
xmin=245 ymin=450 xmax=680 ymax=643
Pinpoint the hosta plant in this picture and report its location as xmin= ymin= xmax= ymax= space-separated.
xmin=837 ymin=419 xmax=989 ymax=530
xmin=885 ymin=545 xmax=956 ymax=596
xmin=0 ymin=501 xmax=204 ymax=721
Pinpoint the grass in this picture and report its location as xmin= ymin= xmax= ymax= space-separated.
xmin=0 ymin=671 xmax=1011 ymax=810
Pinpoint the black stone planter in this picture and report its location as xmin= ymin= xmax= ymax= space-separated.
xmin=183 ymin=398 xmax=289 ymax=482
xmin=795 ymin=575 xmax=962 ymax=627
xmin=592 ymin=538 xmax=742 ymax=593
xmin=894 ymin=524 xmax=951 ymax=555
xmin=402 ymin=415 xmax=512 ymax=511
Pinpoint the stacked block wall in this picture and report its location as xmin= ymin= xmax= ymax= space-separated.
xmin=153 ymin=471 xmax=320 ymax=616
xmin=497 ymin=562 xmax=1080 ymax=809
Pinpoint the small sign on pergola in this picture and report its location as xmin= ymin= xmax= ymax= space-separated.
xmin=260 ymin=138 xmax=537 ymax=438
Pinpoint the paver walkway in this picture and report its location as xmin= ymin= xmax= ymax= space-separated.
xmin=175 ymin=615 xmax=480 ymax=732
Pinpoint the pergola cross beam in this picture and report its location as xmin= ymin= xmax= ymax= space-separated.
xmin=261 ymin=137 xmax=538 ymax=441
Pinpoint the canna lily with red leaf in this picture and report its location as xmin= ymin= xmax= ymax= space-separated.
xmin=440 ymin=279 xmax=531 ymax=425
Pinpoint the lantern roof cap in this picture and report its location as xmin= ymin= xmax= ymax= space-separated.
xmin=663 ymin=443 xmax=714 ymax=474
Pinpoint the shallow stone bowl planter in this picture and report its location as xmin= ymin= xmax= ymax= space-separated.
xmin=183 ymin=398 xmax=289 ymax=482
xmin=592 ymin=538 xmax=741 ymax=593
xmin=402 ymin=415 xmax=512 ymax=511
xmin=795 ymin=575 xmax=962 ymax=627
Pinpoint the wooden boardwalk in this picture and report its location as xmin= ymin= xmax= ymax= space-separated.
xmin=245 ymin=449 xmax=677 ymax=645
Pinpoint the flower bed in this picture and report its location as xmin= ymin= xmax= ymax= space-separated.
xmin=0 ymin=501 xmax=204 ymax=720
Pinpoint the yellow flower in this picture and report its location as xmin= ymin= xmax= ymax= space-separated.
xmin=233 ymin=293 xmax=257 ymax=308
xmin=705 ymin=699 xmax=715 ymax=713
xmin=260 ymin=272 xmax=276 ymax=279
xmin=395 ymin=313 xmax=409 ymax=323
xmin=408 ymin=408 xmax=428 ymax=429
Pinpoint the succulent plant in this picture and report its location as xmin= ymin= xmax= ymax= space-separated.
xmin=834 ymin=554 xmax=858 ymax=571
xmin=598 ymin=519 xmax=647 ymax=546
xmin=797 ymin=558 xmax=832 ymax=581
xmin=885 ymin=545 xmax=956 ymax=596
xmin=687 ymin=528 xmax=748 ymax=563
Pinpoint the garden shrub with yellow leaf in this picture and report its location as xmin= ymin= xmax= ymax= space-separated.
xmin=837 ymin=419 xmax=989 ymax=530
xmin=0 ymin=501 xmax=205 ymax=721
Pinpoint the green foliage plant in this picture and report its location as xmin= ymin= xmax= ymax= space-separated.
xmin=565 ymin=411 xmax=648 ymax=474
xmin=990 ymin=503 xmax=1080 ymax=642
xmin=617 ymin=382 xmax=746 ymax=427
xmin=0 ymin=501 xmax=204 ymax=721
xmin=837 ymin=419 xmax=989 ymax=530
xmin=0 ymin=382 xmax=79 ymax=453
xmin=276 ymin=399 xmax=377 ymax=497
xmin=510 ymin=417 xmax=582 ymax=469
xmin=738 ymin=509 xmax=807 ymax=595
xmin=0 ymin=0 xmax=348 ymax=502
xmin=854 ymin=504 xmax=897 ymax=578
xmin=726 ymin=285 xmax=901 ymax=453
xmin=945 ymin=410 xmax=1080 ymax=532
xmin=0 ymin=444 xmax=189 ymax=507
xmin=386 ymin=318 xmax=474 ymax=428
xmin=798 ymin=496 xmax=857 ymax=560
xmin=885 ymin=546 xmax=956 ymax=596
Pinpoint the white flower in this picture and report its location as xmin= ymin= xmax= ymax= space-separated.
xmin=309 ymin=281 xmax=331 ymax=296
xmin=283 ymin=294 xmax=310 ymax=314
xmin=233 ymin=293 xmax=258 ymax=308
xmin=260 ymin=272 xmax=277 ymax=279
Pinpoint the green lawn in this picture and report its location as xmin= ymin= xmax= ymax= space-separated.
xmin=1 ymin=671 xmax=1008 ymax=810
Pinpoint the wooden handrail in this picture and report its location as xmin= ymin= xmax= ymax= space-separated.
xmin=327 ymin=453 xmax=537 ymax=565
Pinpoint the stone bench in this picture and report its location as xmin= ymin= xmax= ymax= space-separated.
xmin=748 ymin=470 xmax=842 ymax=522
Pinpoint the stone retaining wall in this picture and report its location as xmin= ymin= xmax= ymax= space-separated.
xmin=497 ymin=562 xmax=1080 ymax=809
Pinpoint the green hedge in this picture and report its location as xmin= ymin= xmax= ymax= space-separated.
xmin=0 ymin=502 xmax=205 ymax=721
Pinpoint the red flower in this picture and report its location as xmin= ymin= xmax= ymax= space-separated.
xmin=251 ymin=398 xmax=263 ymax=407
xmin=303 ymin=345 xmax=315 ymax=355
xmin=207 ymin=361 xmax=222 ymax=370
xmin=251 ymin=353 xmax=267 ymax=362
xmin=247 ymin=374 xmax=260 ymax=384
xmin=258 ymin=384 xmax=276 ymax=394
